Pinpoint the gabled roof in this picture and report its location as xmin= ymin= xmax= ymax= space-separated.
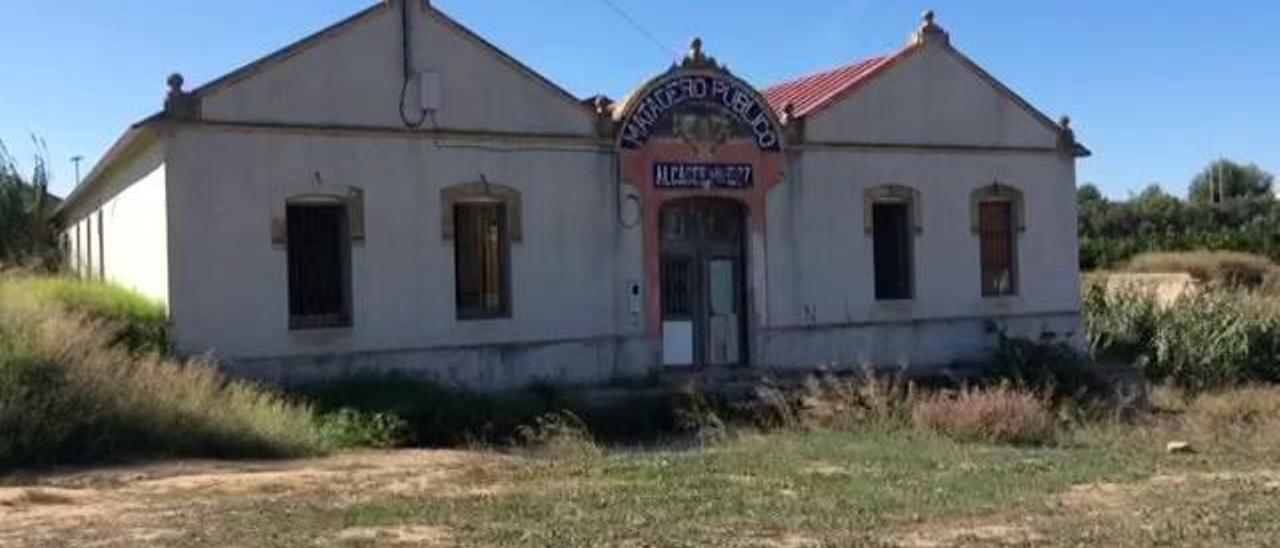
xmin=763 ymin=52 xmax=901 ymax=118
xmin=761 ymin=36 xmax=1090 ymax=157
xmin=56 ymin=0 xmax=594 ymax=220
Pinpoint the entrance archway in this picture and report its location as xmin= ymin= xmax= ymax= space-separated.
xmin=658 ymin=198 xmax=747 ymax=367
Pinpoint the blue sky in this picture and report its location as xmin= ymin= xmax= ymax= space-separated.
xmin=2 ymin=1 xmax=1277 ymax=199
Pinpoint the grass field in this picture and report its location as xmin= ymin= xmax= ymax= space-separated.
xmin=4 ymin=385 xmax=1279 ymax=547
xmin=5 ymin=268 xmax=1280 ymax=546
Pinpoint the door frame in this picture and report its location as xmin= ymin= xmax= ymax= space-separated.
xmin=658 ymin=198 xmax=749 ymax=368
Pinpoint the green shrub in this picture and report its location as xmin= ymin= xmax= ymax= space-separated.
xmin=1085 ymin=280 xmax=1280 ymax=392
xmin=1083 ymin=278 xmax=1161 ymax=365
xmin=512 ymin=410 xmax=603 ymax=461
xmin=296 ymin=374 xmax=682 ymax=447
xmin=317 ymin=408 xmax=410 ymax=449
xmin=982 ymin=333 xmax=1107 ymax=405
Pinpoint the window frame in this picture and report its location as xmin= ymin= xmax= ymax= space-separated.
xmin=871 ymin=201 xmax=915 ymax=301
xmin=971 ymin=183 xmax=1024 ymax=298
xmin=864 ymin=185 xmax=921 ymax=301
xmin=442 ymin=181 xmax=521 ymax=321
xmin=452 ymin=199 xmax=512 ymax=320
xmin=285 ymin=198 xmax=354 ymax=330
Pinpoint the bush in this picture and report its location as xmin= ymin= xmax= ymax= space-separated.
xmin=317 ymin=408 xmax=410 ymax=449
xmin=0 ymin=274 xmax=361 ymax=470
xmin=1085 ymin=280 xmax=1280 ymax=392
xmin=982 ymin=333 xmax=1107 ymax=405
xmin=2 ymin=276 xmax=168 ymax=353
xmin=912 ymin=386 xmax=1056 ymax=445
xmin=1083 ymin=278 xmax=1161 ymax=364
xmin=297 ymin=374 xmax=683 ymax=447
xmin=512 ymin=410 xmax=603 ymax=461
xmin=0 ymin=317 xmax=327 ymax=469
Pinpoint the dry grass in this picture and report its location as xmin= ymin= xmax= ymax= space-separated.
xmin=3 ymin=385 xmax=1280 ymax=546
xmin=1123 ymin=250 xmax=1280 ymax=290
xmin=912 ymin=385 xmax=1057 ymax=445
xmin=0 ymin=273 xmax=330 ymax=469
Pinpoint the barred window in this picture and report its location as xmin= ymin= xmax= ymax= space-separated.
xmin=287 ymin=203 xmax=351 ymax=329
xmin=454 ymin=202 xmax=510 ymax=319
xmin=978 ymin=200 xmax=1016 ymax=296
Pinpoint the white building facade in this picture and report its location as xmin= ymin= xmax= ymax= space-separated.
xmin=55 ymin=2 xmax=1088 ymax=390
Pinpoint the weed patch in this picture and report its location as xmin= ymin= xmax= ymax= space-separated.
xmin=0 ymin=274 xmax=392 ymax=470
xmin=912 ymin=385 xmax=1057 ymax=445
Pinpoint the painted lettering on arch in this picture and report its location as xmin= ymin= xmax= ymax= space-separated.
xmin=619 ymin=74 xmax=781 ymax=152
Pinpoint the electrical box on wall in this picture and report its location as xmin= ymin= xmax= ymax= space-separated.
xmin=627 ymin=280 xmax=642 ymax=325
xmin=419 ymin=71 xmax=441 ymax=112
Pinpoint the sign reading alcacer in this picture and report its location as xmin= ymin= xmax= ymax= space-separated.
xmin=619 ymin=74 xmax=781 ymax=152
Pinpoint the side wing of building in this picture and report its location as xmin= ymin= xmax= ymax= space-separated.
xmin=763 ymin=31 xmax=1083 ymax=369
xmin=162 ymin=2 xmax=643 ymax=388
xmin=58 ymin=131 xmax=170 ymax=307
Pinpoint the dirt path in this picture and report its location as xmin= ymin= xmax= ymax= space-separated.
xmin=0 ymin=450 xmax=512 ymax=547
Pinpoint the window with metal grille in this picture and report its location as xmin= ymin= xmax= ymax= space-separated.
xmin=978 ymin=201 xmax=1016 ymax=296
xmin=660 ymin=257 xmax=692 ymax=317
xmin=454 ymin=202 xmax=510 ymax=319
xmin=872 ymin=202 xmax=913 ymax=300
xmin=287 ymin=203 xmax=351 ymax=329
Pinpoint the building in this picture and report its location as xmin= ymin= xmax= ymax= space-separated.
xmin=54 ymin=2 xmax=1089 ymax=390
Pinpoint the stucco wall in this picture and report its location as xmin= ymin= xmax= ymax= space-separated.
xmin=199 ymin=3 xmax=596 ymax=136
xmin=60 ymin=141 xmax=170 ymax=306
xmin=164 ymin=127 xmax=645 ymax=388
xmin=767 ymin=149 xmax=1080 ymax=332
xmin=805 ymin=44 xmax=1059 ymax=148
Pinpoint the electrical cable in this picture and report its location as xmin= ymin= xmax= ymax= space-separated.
xmin=399 ymin=0 xmax=430 ymax=127
xmin=595 ymin=0 xmax=676 ymax=60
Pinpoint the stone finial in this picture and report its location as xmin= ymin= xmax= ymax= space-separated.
xmin=167 ymin=73 xmax=185 ymax=95
xmin=911 ymin=9 xmax=949 ymax=45
xmin=594 ymin=95 xmax=611 ymax=116
xmin=1057 ymin=114 xmax=1077 ymax=153
xmin=163 ymin=72 xmax=200 ymax=120
xmin=680 ymin=37 xmax=721 ymax=70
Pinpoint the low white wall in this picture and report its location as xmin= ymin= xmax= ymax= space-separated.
xmin=60 ymin=142 xmax=170 ymax=307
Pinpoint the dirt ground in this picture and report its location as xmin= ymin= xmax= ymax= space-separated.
xmin=0 ymin=450 xmax=509 ymax=547
xmin=3 ymin=449 xmax=1277 ymax=547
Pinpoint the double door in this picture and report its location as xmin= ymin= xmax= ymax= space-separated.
xmin=659 ymin=199 xmax=746 ymax=367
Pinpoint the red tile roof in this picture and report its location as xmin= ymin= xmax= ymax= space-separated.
xmin=763 ymin=49 xmax=910 ymax=119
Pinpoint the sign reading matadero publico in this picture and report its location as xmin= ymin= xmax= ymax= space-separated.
xmin=619 ymin=73 xmax=782 ymax=152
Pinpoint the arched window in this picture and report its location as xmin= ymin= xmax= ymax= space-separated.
xmin=442 ymin=182 xmax=521 ymax=319
xmin=864 ymin=185 xmax=920 ymax=300
xmin=971 ymin=183 xmax=1024 ymax=297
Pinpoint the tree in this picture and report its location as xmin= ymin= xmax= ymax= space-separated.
xmin=1188 ymin=159 xmax=1274 ymax=204
xmin=1077 ymin=183 xmax=1104 ymax=205
xmin=0 ymin=139 xmax=60 ymax=267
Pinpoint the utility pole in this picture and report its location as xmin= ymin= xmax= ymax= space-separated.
xmin=71 ymin=155 xmax=83 ymax=184
xmin=1216 ymin=158 xmax=1225 ymax=203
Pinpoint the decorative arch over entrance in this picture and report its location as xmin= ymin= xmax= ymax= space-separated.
xmin=614 ymin=39 xmax=787 ymax=368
